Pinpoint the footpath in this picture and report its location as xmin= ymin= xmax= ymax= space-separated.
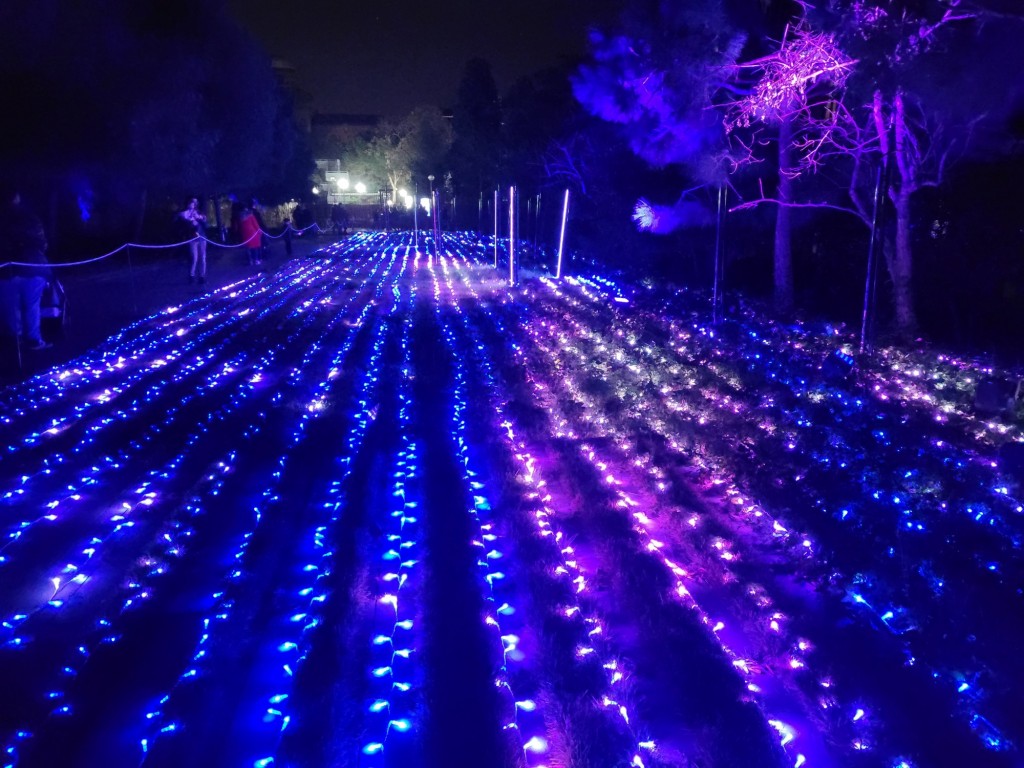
xmin=0 ymin=232 xmax=336 ymax=384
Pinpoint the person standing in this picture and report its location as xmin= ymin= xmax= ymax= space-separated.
xmin=179 ymin=196 xmax=207 ymax=284
xmin=0 ymin=186 xmax=53 ymax=350
xmin=249 ymin=198 xmax=268 ymax=262
xmin=238 ymin=206 xmax=263 ymax=267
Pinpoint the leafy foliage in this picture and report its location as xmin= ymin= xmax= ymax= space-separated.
xmin=572 ymin=0 xmax=746 ymax=182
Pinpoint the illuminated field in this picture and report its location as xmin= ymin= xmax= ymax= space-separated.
xmin=1 ymin=232 xmax=1021 ymax=768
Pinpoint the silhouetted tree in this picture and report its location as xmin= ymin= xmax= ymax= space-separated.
xmin=734 ymin=0 xmax=1024 ymax=336
xmin=448 ymin=58 xmax=502 ymax=226
xmin=0 ymin=0 xmax=310 ymax=241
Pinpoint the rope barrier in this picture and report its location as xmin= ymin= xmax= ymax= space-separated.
xmin=0 ymin=222 xmax=327 ymax=270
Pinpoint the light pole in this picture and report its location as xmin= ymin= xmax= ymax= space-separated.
xmin=509 ymin=185 xmax=517 ymax=286
xmin=428 ymin=174 xmax=440 ymax=258
xmin=555 ymin=188 xmax=570 ymax=280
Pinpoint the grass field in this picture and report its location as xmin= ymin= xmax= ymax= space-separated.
xmin=1 ymin=231 xmax=1021 ymax=768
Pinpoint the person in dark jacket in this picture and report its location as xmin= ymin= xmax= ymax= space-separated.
xmin=0 ymin=187 xmax=52 ymax=350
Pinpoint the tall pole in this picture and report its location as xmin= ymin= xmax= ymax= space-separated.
xmin=414 ymin=183 xmax=419 ymax=254
xmin=493 ymin=188 xmax=499 ymax=268
xmin=433 ymin=190 xmax=441 ymax=259
xmin=555 ymin=188 xmax=569 ymax=279
xmin=427 ymin=174 xmax=435 ymax=261
xmin=509 ymin=185 xmax=516 ymax=286
xmin=860 ymin=164 xmax=885 ymax=353
xmin=712 ymin=185 xmax=725 ymax=325
xmin=533 ymin=193 xmax=540 ymax=258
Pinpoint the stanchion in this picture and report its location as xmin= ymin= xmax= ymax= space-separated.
xmin=555 ymin=188 xmax=570 ymax=280
xmin=712 ymin=185 xmax=726 ymax=325
xmin=508 ymin=185 xmax=517 ymax=286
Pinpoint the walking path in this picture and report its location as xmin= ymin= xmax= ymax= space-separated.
xmin=0 ymin=233 xmax=332 ymax=383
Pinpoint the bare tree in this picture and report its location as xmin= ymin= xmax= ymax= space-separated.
xmin=728 ymin=0 xmax=1020 ymax=336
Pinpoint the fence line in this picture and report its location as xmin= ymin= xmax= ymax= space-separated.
xmin=0 ymin=222 xmax=324 ymax=271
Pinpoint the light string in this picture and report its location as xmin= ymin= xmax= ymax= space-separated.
xmin=439 ymin=250 xmax=662 ymax=768
xmin=247 ymin=248 xmax=406 ymax=767
xmin=2 ymin=245 xmax=393 ymax=767
xmin=0 ymin=254 xmax=378 ymax=576
xmin=246 ymin=312 xmax=391 ymax=767
xmin=135 ymin=247 xmax=399 ymax=764
xmin=0 ymin=234 xmax=374 ymax=444
xmin=1 ymin=450 xmax=238 ymax=766
xmin=546 ymin=272 xmax=1019 ymax=753
xmin=2 ymin=230 xmax=1021 ymax=766
xmin=0 ymin=260 xmax=328 ymax=505
xmin=493 ymin=297 xmax=830 ymax=766
xmin=0 ymin=251 xmax=352 ymax=465
xmin=431 ymin=255 xmax=549 ymax=765
xmin=357 ymin=244 xmax=425 ymax=764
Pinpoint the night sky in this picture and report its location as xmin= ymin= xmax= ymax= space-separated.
xmin=227 ymin=0 xmax=615 ymax=117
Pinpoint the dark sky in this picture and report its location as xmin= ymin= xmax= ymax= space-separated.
xmin=227 ymin=0 xmax=614 ymax=117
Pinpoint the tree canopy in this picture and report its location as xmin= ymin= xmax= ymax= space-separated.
xmin=0 ymin=0 xmax=311 ymax=237
xmin=573 ymin=0 xmax=1024 ymax=341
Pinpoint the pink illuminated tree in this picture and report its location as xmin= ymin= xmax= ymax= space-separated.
xmin=726 ymin=16 xmax=856 ymax=313
xmin=573 ymin=0 xmax=825 ymax=313
xmin=731 ymin=0 xmax=1024 ymax=336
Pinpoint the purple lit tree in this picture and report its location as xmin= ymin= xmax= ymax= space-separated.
xmin=732 ymin=0 xmax=1024 ymax=336
xmin=572 ymin=0 xmax=825 ymax=313
xmin=726 ymin=15 xmax=855 ymax=313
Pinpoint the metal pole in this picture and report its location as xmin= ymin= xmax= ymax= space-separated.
xmin=414 ymin=183 xmax=419 ymax=254
xmin=509 ymin=185 xmax=516 ymax=286
xmin=860 ymin=164 xmax=885 ymax=353
xmin=533 ymin=193 xmax=540 ymax=259
xmin=432 ymin=190 xmax=440 ymax=261
xmin=493 ymin=189 xmax=499 ymax=268
xmin=712 ymin=185 xmax=724 ymax=325
xmin=555 ymin=188 xmax=569 ymax=279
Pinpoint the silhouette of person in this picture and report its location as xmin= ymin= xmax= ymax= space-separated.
xmin=0 ymin=186 xmax=53 ymax=350
xmin=238 ymin=206 xmax=263 ymax=267
xmin=179 ymin=196 xmax=208 ymax=284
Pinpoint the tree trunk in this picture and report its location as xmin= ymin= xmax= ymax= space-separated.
xmin=888 ymin=90 xmax=917 ymax=338
xmin=774 ymin=115 xmax=795 ymax=314
xmin=890 ymin=189 xmax=917 ymax=337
